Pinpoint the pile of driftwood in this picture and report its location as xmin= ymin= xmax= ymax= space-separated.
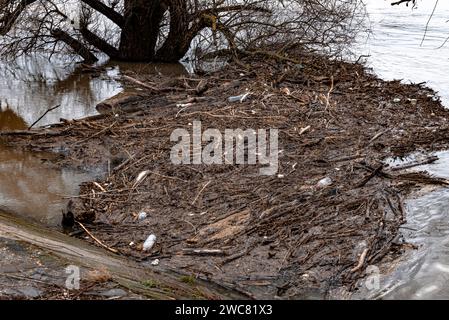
xmin=3 ymin=50 xmax=449 ymax=299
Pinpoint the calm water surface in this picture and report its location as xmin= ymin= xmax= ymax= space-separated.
xmin=361 ymin=0 xmax=449 ymax=105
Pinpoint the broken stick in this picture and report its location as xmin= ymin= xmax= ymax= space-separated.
xmin=28 ymin=105 xmax=61 ymax=130
xmin=76 ymin=221 xmax=118 ymax=254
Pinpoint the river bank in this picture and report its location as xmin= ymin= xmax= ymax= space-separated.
xmin=0 ymin=211 xmax=245 ymax=299
xmin=2 ymin=50 xmax=449 ymax=299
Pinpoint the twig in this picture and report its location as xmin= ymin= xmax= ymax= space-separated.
xmin=93 ymin=181 xmax=107 ymax=193
xmin=149 ymin=170 xmax=188 ymax=183
xmin=180 ymin=248 xmax=226 ymax=256
xmin=0 ymin=272 xmax=52 ymax=285
xmin=368 ymin=129 xmax=391 ymax=146
xmin=420 ymin=0 xmax=439 ymax=46
xmin=74 ymin=122 xmax=116 ymax=145
xmin=76 ymin=221 xmax=118 ymax=254
xmin=389 ymin=155 xmax=439 ymax=171
xmin=191 ymin=180 xmax=211 ymax=205
xmin=298 ymin=125 xmax=311 ymax=136
xmin=355 ymin=165 xmax=384 ymax=188
xmin=122 ymin=75 xmax=161 ymax=92
xmin=325 ymin=76 xmax=334 ymax=110
xmin=28 ymin=105 xmax=61 ymax=130
xmin=351 ymin=248 xmax=368 ymax=272
xmin=122 ymin=75 xmax=183 ymax=92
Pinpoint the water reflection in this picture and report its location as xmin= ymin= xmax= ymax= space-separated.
xmin=361 ymin=0 xmax=449 ymax=106
xmin=0 ymin=56 xmax=189 ymax=128
xmin=0 ymin=59 xmax=122 ymax=127
xmin=0 ymin=107 xmax=27 ymax=131
xmin=0 ymin=108 xmax=94 ymax=226
xmin=0 ymin=56 xmax=188 ymax=227
xmin=354 ymin=151 xmax=449 ymax=299
xmin=384 ymin=187 xmax=449 ymax=300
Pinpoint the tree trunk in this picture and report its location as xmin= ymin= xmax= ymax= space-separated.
xmin=118 ymin=0 xmax=165 ymax=61
xmin=154 ymin=0 xmax=190 ymax=62
xmin=51 ymin=28 xmax=98 ymax=64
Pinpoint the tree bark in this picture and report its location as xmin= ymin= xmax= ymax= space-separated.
xmin=51 ymin=28 xmax=98 ymax=63
xmin=154 ymin=0 xmax=190 ymax=62
xmin=118 ymin=0 xmax=166 ymax=61
xmin=80 ymin=27 xmax=120 ymax=59
xmin=81 ymin=0 xmax=124 ymax=27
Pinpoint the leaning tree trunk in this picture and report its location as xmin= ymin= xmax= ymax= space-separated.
xmin=118 ymin=0 xmax=165 ymax=61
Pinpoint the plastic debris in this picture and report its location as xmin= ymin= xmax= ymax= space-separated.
xmin=151 ymin=259 xmax=160 ymax=266
xmin=176 ymin=103 xmax=193 ymax=108
xmin=133 ymin=170 xmax=150 ymax=188
xmin=393 ymin=98 xmax=401 ymax=103
xmin=407 ymin=98 xmax=417 ymax=105
xmin=138 ymin=211 xmax=148 ymax=221
xmin=143 ymin=234 xmax=157 ymax=251
xmin=228 ymin=92 xmax=251 ymax=103
xmin=317 ymin=177 xmax=332 ymax=187
xmin=280 ymin=87 xmax=291 ymax=95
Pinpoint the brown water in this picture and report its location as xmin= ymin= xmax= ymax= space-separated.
xmin=0 ymin=58 xmax=188 ymax=227
xmin=0 ymin=109 xmax=94 ymax=226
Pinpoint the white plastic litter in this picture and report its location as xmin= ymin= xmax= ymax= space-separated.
xmin=138 ymin=211 xmax=148 ymax=221
xmin=151 ymin=259 xmax=160 ymax=266
xmin=133 ymin=170 xmax=150 ymax=188
xmin=228 ymin=92 xmax=250 ymax=103
xmin=143 ymin=234 xmax=157 ymax=251
xmin=317 ymin=177 xmax=332 ymax=187
xmin=408 ymin=98 xmax=417 ymax=105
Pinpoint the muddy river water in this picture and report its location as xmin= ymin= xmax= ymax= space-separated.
xmin=0 ymin=59 xmax=188 ymax=226
xmin=0 ymin=59 xmax=119 ymax=226
xmin=2 ymin=0 xmax=449 ymax=299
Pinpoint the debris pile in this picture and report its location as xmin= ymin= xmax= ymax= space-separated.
xmin=4 ymin=50 xmax=449 ymax=298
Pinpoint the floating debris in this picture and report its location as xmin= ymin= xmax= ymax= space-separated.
xmin=133 ymin=170 xmax=150 ymax=188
